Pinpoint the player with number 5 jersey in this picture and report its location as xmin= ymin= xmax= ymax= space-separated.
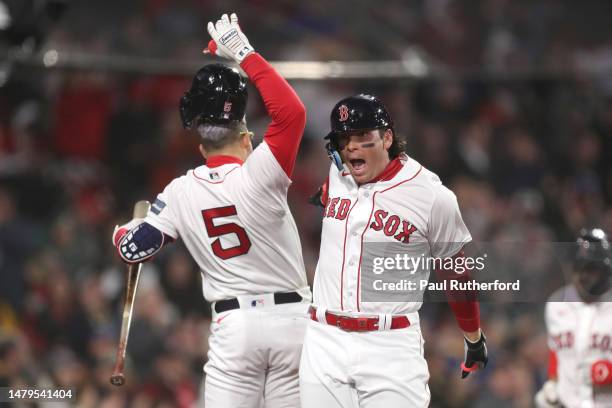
xmin=111 ymin=12 xmax=311 ymax=408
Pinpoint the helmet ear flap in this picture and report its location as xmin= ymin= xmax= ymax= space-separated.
xmin=325 ymin=141 xmax=343 ymax=171
xmin=179 ymin=92 xmax=194 ymax=129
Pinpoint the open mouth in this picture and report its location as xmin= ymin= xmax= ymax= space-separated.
xmin=350 ymin=159 xmax=366 ymax=172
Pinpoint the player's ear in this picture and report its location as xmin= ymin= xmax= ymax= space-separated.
xmin=240 ymin=132 xmax=252 ymax=150
xmin=382 ymin=129 xmax=393 ymax=151
xmin=199 ymin=144 xmax=208 ymax=159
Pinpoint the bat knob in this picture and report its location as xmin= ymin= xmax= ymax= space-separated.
xmin=110 ymin=373 xmax=125 ymax=386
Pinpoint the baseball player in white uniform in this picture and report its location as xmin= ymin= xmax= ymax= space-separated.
xmin=536 ymin=228 xmax=612 ymax=408
xmin=300 ymin=94 xmax=488 ymax=407
xmin=112 ymin=13 xmax=311 ymax=407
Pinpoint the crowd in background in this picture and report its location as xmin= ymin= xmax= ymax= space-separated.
xmin=2 ymin=0 xmax=612 ymax=407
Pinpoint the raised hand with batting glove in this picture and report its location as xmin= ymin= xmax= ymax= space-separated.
xmin=206 ymin=13 xmax=254 ymax=63
xmin=461 ymin=330 xmax=488 ymax=378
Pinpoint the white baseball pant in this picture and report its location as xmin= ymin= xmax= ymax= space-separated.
xmin=299 ymin=313 xmax=430 ymax=408
xmin=204 ymin=299 xmax=309 ymax=408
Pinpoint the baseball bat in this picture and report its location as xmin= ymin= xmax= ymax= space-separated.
xmin=110 ymin=200 xmax=151 ymax=387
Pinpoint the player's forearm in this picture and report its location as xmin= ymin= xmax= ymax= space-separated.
xmin=240 ymin=53 xmax=305 ymax=123
xmin=434 ymin=250 xmax=481 ymax=332
xmin=463 ymin=328 xmax=481 ymax=342
xmin=444 ymin=282 xmax=481 ymax=332
xmin=449 ymin=299 xmax=481 ymax=333
xmin=240 ymin=53 xmax=306 ymax=176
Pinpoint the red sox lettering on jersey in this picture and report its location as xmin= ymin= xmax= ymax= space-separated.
xmin=324 ymin=198 xmax=419 ymax=244
xmin=553 ymin=332 xmax=612 ymax=352
xmin=550 ymin=331 xmax=612 ymax=352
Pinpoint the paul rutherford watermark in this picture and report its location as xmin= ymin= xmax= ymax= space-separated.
xmin=359 ymin=241 xmax=585 ymax=303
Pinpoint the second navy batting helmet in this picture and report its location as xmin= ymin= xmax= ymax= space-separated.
xmin=574 ymin=228 xmax=611 ymax=297
xmin=325 ymin=94 xmax=393 ymax=141
xmin=575 ymin=228 xmax=612 ymax=270
xmin=180 ymin=64 xmax=248 ymax=129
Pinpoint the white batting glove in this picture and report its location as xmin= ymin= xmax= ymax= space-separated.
xmin=534 ymin=380 xmax=561 ymax=408
xmin=207 ymin=13 xmax=254 ymax=63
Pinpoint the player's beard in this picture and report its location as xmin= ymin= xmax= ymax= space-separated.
xmin=574 ymin=271 xmax=610 ymax=301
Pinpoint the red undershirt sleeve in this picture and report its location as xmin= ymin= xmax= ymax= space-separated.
xmin=427 ymin=185 xmax=478 ymax=333
xmin=548 ymin=349 xmax=558 ymax=379
xmin=240 ymin=53 xmax=306 ymax=178
xmin=321 ymin=176 xmax=329 ymax=207
xmin=434 ymin=250 xmax=481 ymax=333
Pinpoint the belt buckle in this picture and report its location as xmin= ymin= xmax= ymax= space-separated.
xmin=356 ymin=317 xmax=369 ymax=331
xmin=335 ymin=316 xmax=353 ymax=332
xmin=335 ymin=316 xmax=378 ymax=332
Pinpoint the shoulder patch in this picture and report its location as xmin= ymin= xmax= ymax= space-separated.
xmin=151 ymin=198 xmax=166 ymax=215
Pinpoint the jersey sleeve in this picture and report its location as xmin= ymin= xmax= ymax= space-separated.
xmin=239 ymin=141 xmax=291 ymax=214
xmin=240 ymin=53 xmax=306 ymax=178
xmin=143 ymin=179 xmax=180 ymax=239
xmin=428 ymin=185 xmax=472 ymax=259
xmin=544 ymin=302 xmax=559 ymax=379
xmin=544 ymin=301 xmax=555 ymax=348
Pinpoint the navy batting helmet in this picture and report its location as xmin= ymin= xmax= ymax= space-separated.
xmin=325 ymin=94 xmax=393 ymax=141
xmin=574 ymin=228 xmax=611 ymax=297
xmin=180 ymin=64 xmax=248 ymax=129
xmin=575 ymin=228 xmax=611 ymax=269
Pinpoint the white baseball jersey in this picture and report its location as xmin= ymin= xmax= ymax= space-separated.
xmin=546 ymin=286 xmax=612 ymax=408
xmin=313 ymin=153 xmax=472 ymax=315
xmin=144 ymin=141 xmax=310 ymax=303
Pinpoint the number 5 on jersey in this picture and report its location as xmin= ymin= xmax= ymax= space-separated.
xmin=202 ymin=205 xmax=252 ymax=259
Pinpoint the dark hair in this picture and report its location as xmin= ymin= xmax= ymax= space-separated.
xmin=385 ymin=129 xmax=407 ymax=159
xmin=197 ymin=120 xmax=247 ymax=151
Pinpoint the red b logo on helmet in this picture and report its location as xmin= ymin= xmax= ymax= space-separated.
xmin=338 ymin=105 xmax=349 ymax=122
xmin=223 ymin=102 xmax=232 ymax=112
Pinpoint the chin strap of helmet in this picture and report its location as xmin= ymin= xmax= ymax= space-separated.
xmin=325 ymin=142 xmax=343 ymax=171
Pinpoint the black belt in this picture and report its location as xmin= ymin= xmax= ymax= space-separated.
xmin=214 ymin=291 xmax=303 ymax=313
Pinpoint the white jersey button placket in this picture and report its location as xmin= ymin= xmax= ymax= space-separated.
xmin=344 ymin=195 xmax=371 ymax=311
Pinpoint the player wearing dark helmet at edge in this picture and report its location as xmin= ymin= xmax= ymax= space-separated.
xmin=573 ymin=229 xmax=612 ymax=302
xmin=536 ymin=228 xmax=612 ymax=408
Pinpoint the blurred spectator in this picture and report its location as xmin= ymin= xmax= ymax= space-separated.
xmin=53 ymin=73 xmax=114 ymax=160
xmin=159 ymin=248 xmax=208 ymax=317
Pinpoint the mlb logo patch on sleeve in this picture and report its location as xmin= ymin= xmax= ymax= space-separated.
xmin=151 ymin=198 xmax=166 ymax=215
